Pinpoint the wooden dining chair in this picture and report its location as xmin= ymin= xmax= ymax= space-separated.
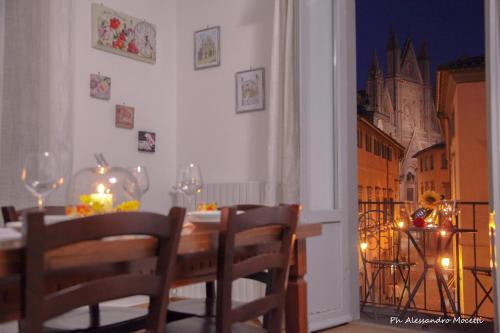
xmin=20 ymin=208 xmax=185 ymax=333
xmin=166 ymin=205 xmax=299 ymax=333
xmin=2 ymin=205 xmax=66 ymax=223
xmin=168 ymin=204 xmax=271 ymax=322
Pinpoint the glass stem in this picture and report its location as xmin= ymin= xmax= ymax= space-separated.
xmin=37 ymin=195 xmax=44 ymax=209
xmin=186 ymin=194 xmax=194 ymax=212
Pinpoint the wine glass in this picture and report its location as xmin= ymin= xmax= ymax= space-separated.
xmin=129 ymin=165 xmax=150 ymax=195
xmin=21 ymin=152 xmax=64 ymax=209
xmin=175 ymin=163 xmax=203 ymax=211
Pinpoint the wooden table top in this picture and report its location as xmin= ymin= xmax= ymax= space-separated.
xmin=0 ymin=222 xmax=322 ymax=277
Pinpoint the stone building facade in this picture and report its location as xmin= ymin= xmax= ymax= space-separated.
xmin=361 ymin=30 xmax=442 ymax=202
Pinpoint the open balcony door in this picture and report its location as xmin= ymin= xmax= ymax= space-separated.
xmin=486 ymin=1 xmax=500 ymax=332
xmin=298 ymin=0 xmax=359 ymax=330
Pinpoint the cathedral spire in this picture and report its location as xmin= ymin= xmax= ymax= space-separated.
xmin=387 ymin=28 xmax=400 ymax=77
xmin=418 ymin=41 xmax=431 ymax=84
xmin=369 ymin=49 xmax=382 ymax=76
xmin=418 ymin=41 xmax=429 ymax=60
xmin=386 ymin=27 xmax=400 ymax=51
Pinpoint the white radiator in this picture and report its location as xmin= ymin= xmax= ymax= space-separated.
xmin=172 ymin=181 xmax=267 ymax=302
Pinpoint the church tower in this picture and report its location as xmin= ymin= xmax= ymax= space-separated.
xmin=386 ymin=29 xmax=401 ymax=139
xmin=366 ymin=50 xmax=384 ymax=116
xmin=386 ymin=29 xmax=400 ymax=78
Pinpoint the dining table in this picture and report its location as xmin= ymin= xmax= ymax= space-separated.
xmin=0 ymin=219 xmax=322 ymax=333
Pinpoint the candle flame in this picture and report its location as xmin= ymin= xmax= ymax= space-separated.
xmin=97 ymin=183 xmax=105 ymax=194
xmin=360 ymin=242 xmax=368 ymax=251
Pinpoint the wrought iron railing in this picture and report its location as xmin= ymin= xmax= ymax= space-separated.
xmin=358 ymin=200 xmax=492 ymax=320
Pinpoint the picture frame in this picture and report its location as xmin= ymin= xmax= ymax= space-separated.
xmin=194 ymin=26 xmax=220 ymax=70
xmin=115 ymin=105 xmax=135 ymax=129
xmin=91 ymin=3 xmax=157 ymax=64
xmin=90 ymin=73 xmax=111 ymax=100
xmin=138 ymin=131 xmax=156 ymax=153
xmin=235 ymin=68 xmax=265 ymax=113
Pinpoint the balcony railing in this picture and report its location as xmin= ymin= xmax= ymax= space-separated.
xmin=358 ymin=200 xmax=492 ymax=320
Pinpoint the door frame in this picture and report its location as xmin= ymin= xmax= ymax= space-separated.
xmin=485 ymin=0 xmax=500 ymax=331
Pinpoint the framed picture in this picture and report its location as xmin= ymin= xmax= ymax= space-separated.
xmin=90 ymin=74 xmax=111 ymax=100
xmin=235 ymin=68 xmax=265 ymax=113
xmin=138 ymin=131 xmax=156 ymax=153
xmin=194 ymin=26 xmax=220 ymax=70
xmin=115 ymin=105 xmax=134 ymax=129
xmin=92 ymin=3 xmax=157 ymax=64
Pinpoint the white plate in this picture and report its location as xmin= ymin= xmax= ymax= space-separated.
xmin=187 ymin=211 xmax=221 ymax=223
xmin=6 ymin=215 xmax=71 ymax=231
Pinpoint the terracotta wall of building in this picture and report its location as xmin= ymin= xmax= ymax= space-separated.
xmin=440 ymin=77 xmax=491 ymax=317
xmin=357 ymin=118 xmax=403 ymax=203
xmin=415 ymin=146 xmax=450 ymax=198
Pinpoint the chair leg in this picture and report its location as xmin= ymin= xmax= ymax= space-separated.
xmin=90 ymin=304 xmax=100 ymax=327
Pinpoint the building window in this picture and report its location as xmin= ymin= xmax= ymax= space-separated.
xmin=430 ymin=181 xmax=435 ymax=191
xmin=430 ymin=155 xmax=434 ymax=170
xmin=357 ymin=129 xmax=362 ymax=148
xmin=388 ymin=148 xmax=392 ymax=161
xmin=420 ymin=158 xmax=424 ymax=172
xmin=407 ymin=188 xmax=414 ymax=202
xmin=365 ymin=134 xmax=372 ymax=153
xmin=441 ymin=153 xmax=448 ymax=169
xmin=367 ymin=187 xmax=373 ymax=203
xmin=424 ymin=157 xmax=428 ymax=171
xmin=443 ymin=182 xmax=451 ymax=198
xmin=421 ymin=182 xmax=424 ymax=195
xmin=425 ymin=181 xmax=429 ymax=191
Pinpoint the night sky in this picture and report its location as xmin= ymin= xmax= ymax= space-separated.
xmin=356 ymin=0 xmax=485 ymax=90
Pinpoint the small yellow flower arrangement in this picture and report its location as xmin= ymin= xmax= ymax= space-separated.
xmin=419 ymin=191 xmax=442 ymax=210
xmin=115 ymin=200 xmax=141 ymax=212
xmin=66 ymin=195 xmax=141 ymax=217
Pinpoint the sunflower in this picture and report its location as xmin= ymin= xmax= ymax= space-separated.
xmin=419 ymin=190 xmax=442 ymax=209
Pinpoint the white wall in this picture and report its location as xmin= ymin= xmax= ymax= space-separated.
xmin=0 ymin=0 xmax=5 ymax=138
xmin=176 ymin=0 xmax=273 ymax=183
xmin=71 ymin=0 xmax=177 ymax=213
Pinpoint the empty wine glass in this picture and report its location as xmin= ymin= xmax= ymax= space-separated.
xmin=129 ymin=165 xmax=150 ymax=195
xmin=21 ymin=152 xmax=64 ymax=209
xmin=175 ymin=163 xmax=202 ymax=211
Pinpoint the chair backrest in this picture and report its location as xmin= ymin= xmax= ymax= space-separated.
xmin=20 ymin=208 xmax=185 ymax=333
xmin=216 ymin=205 xmax=299 ymax=333
xmin=2 ymin=205 xmax=66 ymax=223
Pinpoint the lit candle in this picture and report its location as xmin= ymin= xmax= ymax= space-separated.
xmin=360 ymin=242 xmax=368 ymax=251
xmin=440 ymin=230 xmax=447 ymax=237
xmin=397 ymin=220 xmax=405 ymax=228
xmin=90 ymin=183 xmax=113 ymax=212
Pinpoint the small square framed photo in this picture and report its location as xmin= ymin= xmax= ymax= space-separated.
xmin=138 ymin=131 xmax=156 ymax=153
xmin=115 ymin=105 xmax=134 ymax=129
xmin=90 ymin=74 xmax=111 ymax=100
xmin=194 ymin=26 xmax=220 ymax=70
xmin=235 ymin=68 xmax=265 ymax=113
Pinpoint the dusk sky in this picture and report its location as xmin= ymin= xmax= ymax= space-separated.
xmin=356 ymin=0 xmax=485 ymax=90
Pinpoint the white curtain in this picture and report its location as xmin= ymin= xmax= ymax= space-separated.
xmin=0 ymin=0 xmax=73 ymax=208
xmin=265 ymin=0 xmax=300 ymax=205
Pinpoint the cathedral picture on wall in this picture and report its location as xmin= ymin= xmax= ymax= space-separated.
xmin=194 ymin=26 xmax=220 ymax=70
xmin=235 ymin=68 xmax=265 ymax=113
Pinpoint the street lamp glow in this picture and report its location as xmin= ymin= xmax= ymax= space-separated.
xmin=441 ymin=257 xmax=450 ymax=269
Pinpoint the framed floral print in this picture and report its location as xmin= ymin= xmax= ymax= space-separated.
xmin=90 ymin=74 xmax=111 ymax=100
xmin=115 ymin=105 xmax=135 ymax=129
xmin=194 ymin=26 xmax=220 ymax=70
xmin=92 ymin=3 xmax=157 ymax=64
xmin=235 ymin=68 xmax=265 ymax=113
